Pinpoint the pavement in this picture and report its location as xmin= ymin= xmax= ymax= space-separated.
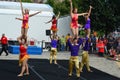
xmin=0 ymin=51 xmax=120 ymax=79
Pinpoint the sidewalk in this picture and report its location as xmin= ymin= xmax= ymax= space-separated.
xmin=0 ymin=51 xmax=120 ymax=78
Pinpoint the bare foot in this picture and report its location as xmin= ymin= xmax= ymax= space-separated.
xmin=17 ymin=74 xmax=23 ymax=77
xmin=24 ymin=73 xmax=29 ymax=76
xmin=54 ymin=62 xmax=57 ymax=64
xmin=88 ymin=70 xmax=93 ymax=72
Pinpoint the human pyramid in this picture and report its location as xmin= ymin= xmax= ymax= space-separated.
xmin=48 ymin=0 xmax=93 ymax=79
xmin=16 ymin=0 xmax=93 ymax=78
xmin=16 ymin=0 xmax=41 ymax=77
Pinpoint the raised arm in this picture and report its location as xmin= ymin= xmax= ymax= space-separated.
xmin=56 ymin=12 xmax=60 ymax=20
xmin=87 ymin=5 xmax=93 ymax=18
xmin=29 ymin=11 xmax=41 ymax=17
xmin=69 ymin=0 xmax=73 ymax=17
xmin=19 ymin=0 xmax=24 ymax=16
xmin=78 ymin=38 xmax=83 ymax=46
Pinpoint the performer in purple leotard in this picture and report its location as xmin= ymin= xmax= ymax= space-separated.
xmin=84 ymin=6 xmax=93 ymax=38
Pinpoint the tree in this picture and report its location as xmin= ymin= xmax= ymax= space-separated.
xmin=22 ymin=0 xmax=32 ymax=3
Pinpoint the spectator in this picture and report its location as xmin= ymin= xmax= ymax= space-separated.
xmin=103 ymin=36 xmax=108 ymax=54
xmin=97 ymin=40 xmax=105 ymax=57
xmin=116 ymin=37 xmax=120 ymax=55
xmin=60 ymin=35 xmax=66 ymax=51
xmin=0 ymin=34 xmax=8 ymax=56
xmin=57 ymin=36 xmax=61 ymax=51
xmin=90 ymin=34 xmax=97 ymax=53
xmin=108 ymin=47 xmax=117 ymax=59
xmin=65 ymin=33 xmax=71 ymax=51
xmin=107 ymin=35 xmax=114 ymax=50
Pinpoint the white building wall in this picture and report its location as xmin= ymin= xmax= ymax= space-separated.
xmin=57 ymin=16 xmax=72 ymax=37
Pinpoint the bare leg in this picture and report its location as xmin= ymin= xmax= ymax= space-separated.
xmin=24 ymin=28 xmax=28 ymax=37
xmin=75 ymin=28 xmax=79 ymax=37
xmin=71 ymin=28 xmax=76 ymax=37
xmin=21 ymin=28 xmax=24 ymax=36
xmin=86 ymin=29 xmax=91 ymax=38
xmin=52 ymin=31 xmax=57 ymax=37
xmin=25 ymin=60 xmax=29 ymax=75
xmin=18 ymin=59 xmax=28 ymax=77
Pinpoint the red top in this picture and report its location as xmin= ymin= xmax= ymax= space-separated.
xmin=52 ymin=18 xmax=57 ymax=25
xmin=97 ymin=41 xmax=105 ymax=53
xmin=1 ymin=36 xmax=8 ymax=44
xmin=72 ymin=14 xmax=78 ymax=22
xmin=71 ymin=14 xmax=78 ymax=28
xmin=51 ymin=18 xmax=57 ymax=31
xmin=19 ymin=44 xmax=27 ymax=59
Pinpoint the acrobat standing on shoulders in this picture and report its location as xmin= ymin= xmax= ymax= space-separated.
xmin=69 ymin=0 xmax=87 ymax=37
xmin=16 ymin=0 xmax=41 ymax=38
xmin=84 ymin=5 xmax=93 ymax=38
xmin=45 ymin=12 xmax=60 ymax=36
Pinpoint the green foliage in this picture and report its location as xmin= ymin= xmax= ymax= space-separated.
xmin=22 ymin=0 xmax=32 ymax=3
xmin=46 ymin=0 xmax=70 ymax=15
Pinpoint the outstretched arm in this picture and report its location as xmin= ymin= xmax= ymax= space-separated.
xmin=56 ymin=12 xmax=60 ymax=20
xmin=87 ymin=5 xmax=93 ymax=18
xmin=19 ymin=0 xmax=24 ymax=16
xmin=69 ymin=0 xmax=73 ymax=17
xmin=45 ymin=19 xmax=52 ymax=24
xmin=16 ymin=17 xmax=23 ymax=21
xmin=78 ymin=13 xmax=88 ymax=16
xmin=29 ymin=11 xmax=41 ymax=17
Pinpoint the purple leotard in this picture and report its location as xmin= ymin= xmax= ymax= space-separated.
xmin=84 ymin=18 xmax=90 ymax=29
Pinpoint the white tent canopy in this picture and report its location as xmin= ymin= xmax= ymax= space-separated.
xmin=0 ymin=1 xmax=54 ymax=16
xmin=0 ymin=1 xmax=53 ymax=12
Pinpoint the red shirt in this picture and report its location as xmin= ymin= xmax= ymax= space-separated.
xmin=1 ymin=36 xmax=8 ymax=44
xmin=97 ymin=41 xmax=105 ymax=53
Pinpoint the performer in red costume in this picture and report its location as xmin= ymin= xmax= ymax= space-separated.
xmin=16 ymin=0 xmax=41 ymax=38
xmin=69 ymin=0 xmax=87 ymax=37
xmin=17 ymin=37 xmax=30 ymax=77
xmin=46 ymin=12 xmax=60 ymax=36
